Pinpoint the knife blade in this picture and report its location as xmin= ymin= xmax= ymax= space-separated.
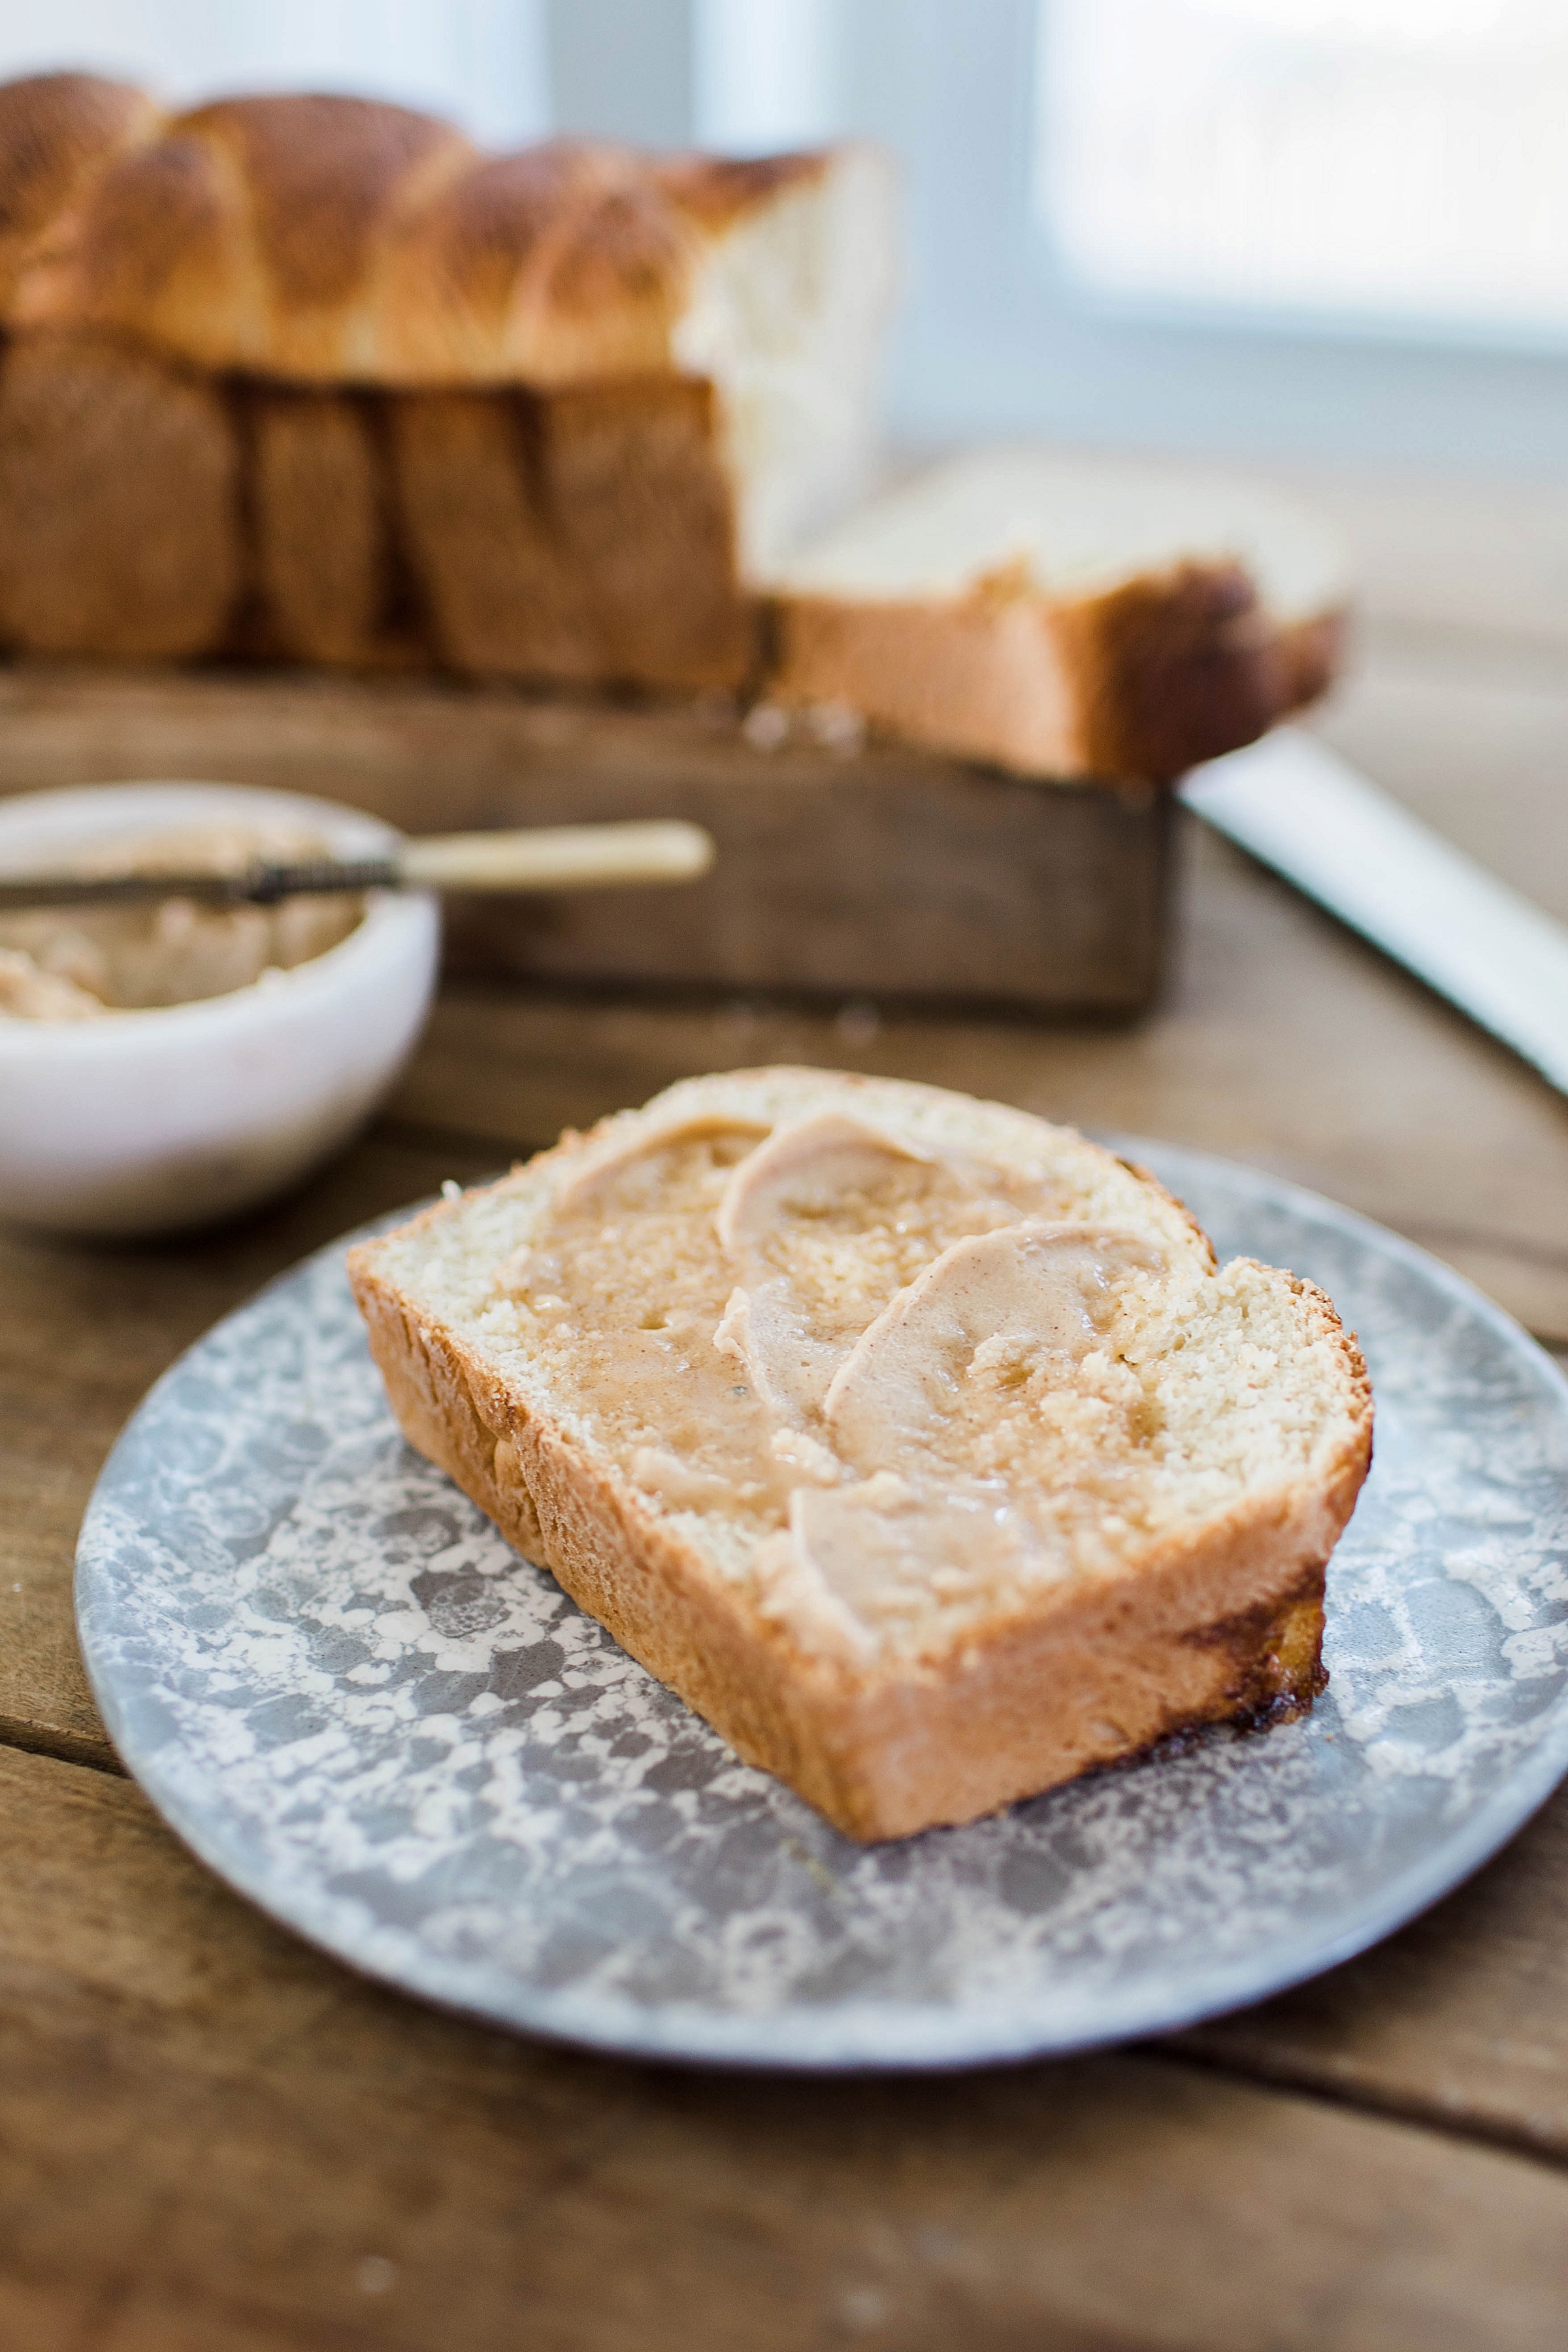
xmin=1180 ymin=728 xmax=1568 ymax=1099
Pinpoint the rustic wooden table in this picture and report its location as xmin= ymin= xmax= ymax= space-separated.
xmin=5 ymin=474 xmax=1568 ymax=2349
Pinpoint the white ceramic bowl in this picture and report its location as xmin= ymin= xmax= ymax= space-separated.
xmin=0 ymin=782 xmax=439 ymax=1236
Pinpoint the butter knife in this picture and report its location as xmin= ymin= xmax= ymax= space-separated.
xmin=1181 ymin=728 xmax=1568 ymax=1097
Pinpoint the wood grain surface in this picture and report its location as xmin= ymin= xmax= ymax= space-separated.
xmin=4 ymin=1747 xmax=1568 ymax=2352
xmin=0 ymin=665 xmax=1173 ymax=1012
xmin=4 ymin=552 xmax=1568 ymax=2346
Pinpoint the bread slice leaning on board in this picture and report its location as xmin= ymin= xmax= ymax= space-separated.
xmin=766 ymin=450 xmax=1347 ymax=780
xmin=348 ymin=1070 xmax=1372 ymax=1841
xmin=0 ymin=73 xmax=892 ymax=680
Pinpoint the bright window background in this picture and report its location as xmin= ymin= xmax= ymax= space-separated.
xmin=693 ymin=0 xmax=841 ymax=154
xmin=1041 ymin=0 xmax=1568 ymax=344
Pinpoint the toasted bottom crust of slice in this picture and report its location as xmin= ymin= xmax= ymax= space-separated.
xmin=353 ymin=1255 xmax=1367 ymax=1842
xmin=770 ymin=566 xmax=1344 ymax=784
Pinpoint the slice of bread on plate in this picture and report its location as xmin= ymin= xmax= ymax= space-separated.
xmin=348 ymin=1070 xmax=1371 ymax=1841
xmin=766 ymin=450 xmax=1347 ymax=781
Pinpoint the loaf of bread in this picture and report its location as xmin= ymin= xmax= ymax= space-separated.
xmin=767 ymin=450 xmax=1346 ymax=780
xmin=348 ymin=1068 xmax=1371 ymax=1840
xmin=0 ymin=74 xmax=1344 ymax=776
xmin=0 ymin=73 xmax=892 ymax=684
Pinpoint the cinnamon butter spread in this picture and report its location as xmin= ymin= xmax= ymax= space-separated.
xmin=494 ymin=1111 xmax=1181 ymax=1657
xmin=0 ymin=823 xmax=363 ymax=1020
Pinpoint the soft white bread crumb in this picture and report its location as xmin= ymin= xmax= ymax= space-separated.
xmin=770 ymin=448 xmax=1345 ymax=620
xmin=678 ymin=146 xmax=896 ymax=576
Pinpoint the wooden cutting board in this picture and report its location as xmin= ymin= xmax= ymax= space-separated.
xmin=0 ymin=665 xmax=1172 ymax=1015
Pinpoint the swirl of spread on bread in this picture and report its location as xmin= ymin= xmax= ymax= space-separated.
xmin=500 ymin=1111 xmax=1186 ymax=1659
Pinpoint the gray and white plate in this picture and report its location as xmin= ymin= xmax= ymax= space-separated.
xmin=76 ymin=1144 xmax=1568 ymax=2070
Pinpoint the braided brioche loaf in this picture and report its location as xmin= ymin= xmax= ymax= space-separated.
xmin=0 ymin=73 xmax=1341 ymax=780
xmin=0 ymin=72 xmax=890 ymax=684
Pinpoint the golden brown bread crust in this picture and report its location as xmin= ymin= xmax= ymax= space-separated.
xmin=0 ymin=346 xmax=755 ymax=687
xmin=388 ymin=388 xmax=602 ymax=681
xmin=248 ymin=388 xmax=400 ymax=666
xmin=771 ymin=562 xmax=1347 ymax=783
xmin=180 ymin=95 xmax=471 ymax=329
xmin=377 ymin=142 xmax=693 ymax=388
xmin=1278 ymin=606 xmax=1347 ymax=716
xmin=348 ymin=1180 xmax=1373 ymax=1844
xmin=387 ymin=376 xmax=757 ymax=689
xmin=652 ymin=148 xmax=830 ymax=233
xmin=0 ymin=73 xmax=157 ymax=306
xmin=0 ymin=330 xmax=238 ymax=657
xmin=772 ymin=591 xmax=1081 ymax=776
xmin=375 ymin=146 xmax=828 ymax=388
xmin=544 ymin=375 xmax=759 ymax=689
xmin=3 ymin=92 xmax=829 ymax=389
xmin=0 ymin=73 xmax=1333 ymax=751
xmin=18 ymin=131 xmax=241 ymax=347
xmin=12 ymin=93 xmax=474 ymax=379
xmin=0 ymin=81 xmax=858 ymax=693
xmin=1062 ymin=561 xmax=1284 ymax=780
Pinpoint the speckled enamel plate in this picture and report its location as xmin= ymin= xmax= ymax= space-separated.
xmin=75 ymin=1143 xmax=1568 ymax=2070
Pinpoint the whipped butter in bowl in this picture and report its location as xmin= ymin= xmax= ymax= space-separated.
xmin=0 ymin=783 xmax=438 ymax=1236
xmin=0 ymin=818 xmax=364 ymax=1019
